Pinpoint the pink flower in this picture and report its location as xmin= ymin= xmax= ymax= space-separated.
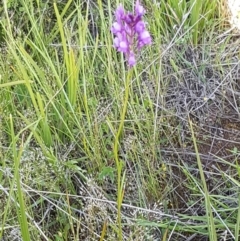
xmin=135 ymin=0 xmax=145 ymax=17
xmin=115 ymin=5 xmax=125 ymax=22
xmin=112 ymin=22 xmax=122 ymax=33
xmin=128 ymin=52 xmax=136 ymax=66
xmin=135 ymin=21 xmax=146 ymax=33
xmin=111 ymin=1 xmax=151 ymax=67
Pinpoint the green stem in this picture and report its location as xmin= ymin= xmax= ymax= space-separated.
xmin=113 ymin=68 xmax=133 ymax=240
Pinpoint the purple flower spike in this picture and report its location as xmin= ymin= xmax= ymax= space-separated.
xmin=111 ymin=1 xmax=151 ymax=67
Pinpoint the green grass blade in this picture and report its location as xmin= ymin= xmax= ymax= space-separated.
xmin=189 ymin=119 xmax=217 ymax=240
xmin=10 ymin=114 xmax=31 ymax=241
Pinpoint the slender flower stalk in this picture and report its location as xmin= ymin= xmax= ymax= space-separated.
xmin=111 ymin=2 xmax=152 ymax=240
xmin=113 ymin=68 xmax=133 ymax=240
xmin=111 ymin=0 xmax=151 ymax=67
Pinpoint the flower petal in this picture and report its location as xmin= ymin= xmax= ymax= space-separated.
xmin=119 ymin=41 xmax=128 ymax=52
xmin=139 ymin=30 xmax=151 ymax=44
xmin=116 ymin=5 xmax=125 ymax=22
xmin=113 ymin=37 xmax=120 ymax=48
xmin=112 ymin=22 xmax=122 ymax=33
xmin=135 ymin=0 xmax=145 ymax=17
xmin=128 ymin=52 xmax=136 ymax=66
xmin=135 ymin=20 xmax=145 ymax=33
